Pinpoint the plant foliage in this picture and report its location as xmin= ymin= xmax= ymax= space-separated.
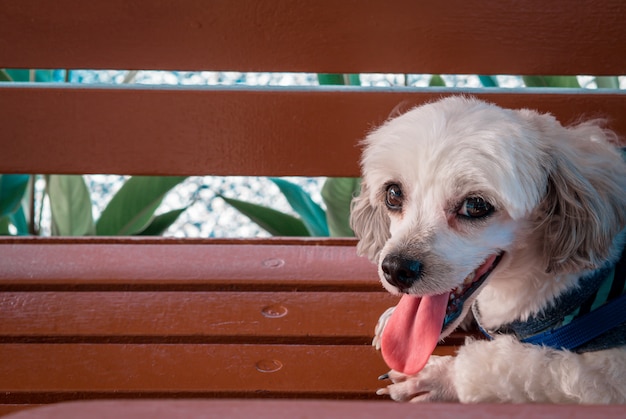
xmin=0 ymin=174 xmax=189 ymax=237
xmin=217 ymin=73 xmax=363 ymax=237
xmin=96 ymin=176 xmax=187 ymax=236
xmin=2 ymin=69 xmax=621 ymax=237
xmin=1 ymin=68 xmax=190 ymax=237
xmin=218 ymin=193 xmax=310 ymax=236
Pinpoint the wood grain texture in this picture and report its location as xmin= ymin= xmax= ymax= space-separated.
xmin=0 ymin=242 xmax=379 ymax=289
xmin=0 ymin=344 xmax=390 ymax=395
xmin=0 ymin=344 xmax=455 ymax=401
xmin=0 ymin=236 xmax=360 ymax=246
xmin=1 ymin=0 xmax=625 ymax=74
xmin=0 ymin=239 xmax=466 ymax=405
xmin=2 ymin=86 xmax=625 ymax=176
xmin=4 ymin=400 xmax=626 ymax=419
xmin=0 ymin=291 xmax=399 ymax=341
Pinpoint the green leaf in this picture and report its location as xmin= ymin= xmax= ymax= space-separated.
xmin=0 ymin=216 xmax=9 ymax=235
xmin=522 ymin=76 xmax=580 ymax=88
xmin=321 ymin=177 xmax=360 ymax=237
xmin=219 ymin=194 xmax=310 ymax=236
xmin=137 ymin=207 xmax=188 ymax=236
xmin=346 ymin=74 xmax=361 ymax=85
xmin=96 ymin=176 xmax=187 ymax=236
xmin=5 ymin=69 xmax=55 ymax=83
xmin=595 ymin=76 xmax=620 ymax=89
xmin=36 ymin=70 xmax=55 ymax=82
xmin=0 ymin=70 xmax=12 ymax=82
xmin=317 ymin=74 xmax=360 ymax=86
xmin=10 ymin=206 xmax=29 ymax=235
xmin=478 ymin=75 xmax=499 ymax=87
xmin=270 ymin=178 xmax=329 ymax=236
xmin=429 ymin=75 xmax=446 ymax=87
xmin=0 ymin=174 xmax=30 ymax=218
xmin=4 ymin=70 xmax=29 ymax=82
xmin=318 ymin=73 xmax=345 ymax=85
xmin=48 ymin=175 xmax=95 ymax=236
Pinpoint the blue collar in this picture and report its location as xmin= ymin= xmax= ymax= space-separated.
xmin=473 ymin=245 xmax=626 ymax=352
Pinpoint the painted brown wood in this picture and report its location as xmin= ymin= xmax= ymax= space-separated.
xmin=2 ymin=86 xmax=626 ymax=176
xmin=0 ymin=291 xmax=399 ymax=341
xmin=1 ymin=0 xmax=625 ymax=75
xmin=0 ymin=236 xmax=360 ymax=246
xmin=0 ymin=239 xmax=467 ymax=410
xmin=0 ymin=407 xmax=39 ymax=418
xmin=0 ymin=242 xmax=379 ymax=289
xmin=0 ymin=343 xmax=387 ymax=396
xmin=4 ymin=400 xmax=626 ymax=419
xmin=0 ymin=344 xmax=454 ymax=401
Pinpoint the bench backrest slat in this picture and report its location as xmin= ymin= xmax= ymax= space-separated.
xmin=2 ymin=0 xmax=625 ymax=75
xmin=3 ymin=87 xmax=626 ymax=176
xmin=0 ymin=242 xmax=378 ymax=289
xmin=2 ymin=1 xmax=625 ymax=177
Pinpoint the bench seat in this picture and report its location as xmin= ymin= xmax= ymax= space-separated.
xmin=0 ymin=238 xmax=473 ymax=414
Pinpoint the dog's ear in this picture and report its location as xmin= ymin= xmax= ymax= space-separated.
xmin=350 ymin=181 xmax=390 ymax=263
xmin=535 ymin=119 xmax=626 ymax=273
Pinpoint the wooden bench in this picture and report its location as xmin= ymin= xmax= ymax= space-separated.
xmin=1 ymin=0 xmax=625 ymax=416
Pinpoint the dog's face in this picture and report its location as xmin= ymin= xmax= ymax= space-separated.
xmin=351 ymin=96 xmax=626 ymax=337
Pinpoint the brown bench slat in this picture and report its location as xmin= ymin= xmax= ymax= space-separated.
xmin=0 ymin=238 xmax=468 ymax=407
xmin=3 ymin=399 xmax=625 ymax=419
xmin=0 ymin=343 xmax=386 ymax=397
xmin=0 ymin=343 xmax=455 ymax=400
xmin=1 ymin=0 xmax=624 ymax=74
xmin=0 ymin=242 xmax=378 ymax=289
xmin=0 ymin=291 xmax=398 ymax=341
xmin=2 ymin=86 xmax=625 ymax=176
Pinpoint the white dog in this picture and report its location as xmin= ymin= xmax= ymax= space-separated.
xmin=350 ymin=96 xmax=626 ymax=403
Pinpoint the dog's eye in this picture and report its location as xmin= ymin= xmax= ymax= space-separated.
xmin=385 ymin=184 xmax=403 ymax=210
xmin=458 ymin=196 xmax=494 ymax=219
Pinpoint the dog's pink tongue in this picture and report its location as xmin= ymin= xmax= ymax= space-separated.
xmin=380 ymin=293 xmax=449 ymax=375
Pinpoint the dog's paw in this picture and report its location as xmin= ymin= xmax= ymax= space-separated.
xmin=372 ymin=306 xmax=396 ymax=350
xmin=377 ymin=356 xmax=458 ymax=402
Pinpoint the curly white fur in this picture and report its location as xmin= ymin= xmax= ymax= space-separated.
xmin=351 ymin=96 xmax=626 ymax=404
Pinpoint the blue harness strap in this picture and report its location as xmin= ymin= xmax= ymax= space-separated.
xmin=520 ymin=292 xmax=626 ymax=350
xmin=474 ymin=243 xmax=626 ymax=352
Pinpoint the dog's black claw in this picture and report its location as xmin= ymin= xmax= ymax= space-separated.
xmin=378 ymin=373 xmax=390 ymax=380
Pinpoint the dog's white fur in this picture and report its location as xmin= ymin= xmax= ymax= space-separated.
xmin=351 ymin=96 xmax=626 ymax=403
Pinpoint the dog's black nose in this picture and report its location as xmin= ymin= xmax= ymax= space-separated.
xmin=381 ymin=254 xmax=422 ymax=291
